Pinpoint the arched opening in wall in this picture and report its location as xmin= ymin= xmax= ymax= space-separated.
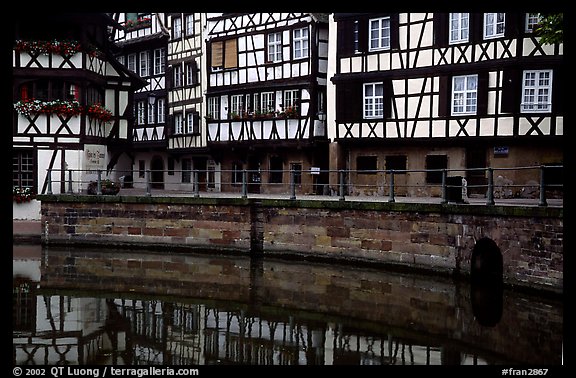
xmin=470 ymin=237 xmax=503 ymax=283
xmin=150 ymin=156 xmax=164 ymax=189
xmin=470 ymin=237 xmax=503 ymax=327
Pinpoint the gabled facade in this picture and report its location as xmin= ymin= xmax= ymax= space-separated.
xmin=111 ymin=12 xmax=170 ymax=188
xmin=328 ymin=13 xmax=563 ymax=197
xmin=205 ymin=13 xmax=330 ymax=194
xmin=165 ymin=13 xmax=217 ymax=191
xmin=13 ymin=13 xmax=145 ymax=217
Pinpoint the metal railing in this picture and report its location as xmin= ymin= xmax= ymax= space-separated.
xmin=43 ymin=164 xmax=563 ymax=207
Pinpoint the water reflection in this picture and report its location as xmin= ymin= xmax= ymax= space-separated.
xmin=13 ymin=245 xmax=562 ymax=365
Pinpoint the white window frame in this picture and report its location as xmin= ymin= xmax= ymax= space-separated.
xmin=127 ymin=53 xmax=136 ymax=73
xmin=451 ymin=75 xmax=478 ymax=115
xmin=186 ymin=63 xmax=195 ymax=86
xmin=369 ymin=17 xmax=391 ymax=52
xmin=283 ymin=89 xmax=300 ymax=109
xmin=293 ymin=27 xmax=309 ymax=59
xmin=261 ymin=92 xmax=275 ymax=113
xmin=521 ymin=69 xmax=553 ymax=113
xmin=363 ymin=82 xmax=384 ymax=119
xmin=208 ymin=97 xmax=219 ymax=119
xmin=157 ymin=99 xmax=165 ymax=123
xmin=186 ymin=112 xmax=194 ymax=134
xmin=525 ymin=13 xmax=540 ymax=33
xmin=267 ymin=32 xmax=282 ymax=62
xmin=174 ymin=113 xmax=183 ymax=134
xmin=139 ymin=51 xmax=149 ymax=77
xmin=137 ymin=101 xmax=145 ymax=125
xmin=484 ymin=13 xmax=505 ymax=39
xmin=185 ymin=14 xmax=194 ymax=36
xmin=173 ymin=64 xmax=182 ymax=87
xmin=173 ymin=17 xmax=182 ymax=39
xmin=230 ymin=94 xmax=244 ymax=118
xmin=154 ymin=48 xmax=165 ymax=75
xmin=147 ymin=102 xmax=155 ymax=124
xmin=449 ymin=13 xmax=469 ymax=44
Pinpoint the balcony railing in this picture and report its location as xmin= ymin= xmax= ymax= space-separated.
xmin=42 ymin=164 xmax=563 ymax=207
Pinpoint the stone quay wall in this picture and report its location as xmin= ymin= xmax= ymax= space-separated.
xmin=38 ymin=195 xmax=563 ymax=293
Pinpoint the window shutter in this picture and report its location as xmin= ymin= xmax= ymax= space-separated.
xmin=211 ymin=41 xmax=223 ymax=68
xmin=438 ymin=75 xmax=450 ymax=117
xmin=390 ymin=13 xmax=400 ymax=50
xmin=504 ymin=12 xmax=521 ymax=39
xmin=501 ymin=68 xmax=520 ymax=114
xmin=552 ymin=65 xmax=564 ymax=114
xmin=433 ymin=13 xmax=449 ymax=48
xmin=336 ymin=81 xmax=362 ymax=122
xmin=477 ymin=72 xmax=489 ymax=116
xmin=224 ymin=39 xmax=238 ymax=69
xmin=471 ymin=13 xmax=484 ymax=44
xmin=192 ymin=111 xmax=200 ymax=134
xmin=357 ymin=18 xmax=368 ymax=53
xmin=191 ymin=59 xmax=199 ymax=85
xmin=165 ymin=66 xmax=173 ymax=89
xmin=384 ymin=79 xmax=394 ymax=119
xmin=337 ymin=19 xmax=354 ymax=56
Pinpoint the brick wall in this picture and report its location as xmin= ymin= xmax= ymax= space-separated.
xmin=39 ymin=195 xmax=563 ymax=293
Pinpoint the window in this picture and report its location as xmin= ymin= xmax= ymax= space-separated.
xmin=290 ymin=163 xmax=302 ymax=185
xmin=208 ymin=97 xmax=219 ymax=119
xmin=386 ymin=155 xmax=407 ymax=173
xmin=157 ymin=98 xmax=165 ymax=123
xmin=484 ymin=13 xmax=505 ymax=39
xmin=185 ymin=14 xmax=194 ymax=35
xmin=230 ymin=95 xmax=244 ymax=118
xmin=182 ymin=158 xmax=192 ymax=183
xmin=139 ymin=51 xmax=150 ymax=77
xmin=127 ymin=53 xmax=136 ymax=73
xmin=154 ymin=48 xmax=165 ymax=74
xmin=269 ymin=156 xmax=283 ymax=184
xmin=117 ymin=55 xmax=125 ymax=66
xmin=267 ymin=32 xmax=282 ymax=62
xmin=426 ymin=155 xmax=447 ymax=184
xmin=211 ymin=39 xmax=238 ymax=70
xmin=293 ymin=28 xmax=309 ymax=59
xmin=174 ymin=113 xmax=183 ymax=134
xmin=363 ymin=82 xmax=384 ymax=119
xmin=357 ymin=156 xmax=377 ymax=173
xmin=283 ymin=89 xmax=300 ymax=114
xmin=137 ymin=101 xmax=146 ymax=125
xmin=147 ymin=102 xmax=155 ymax=124
xmin=369 ymin=17 xmax=391 ymax=51
xmin=261 ymin=92 xmax=275 ymax=113
xmin=173 ymin=17 xmax=182 ymax=39
xmin=526 ymin=13 xmax=540 ymax=33
xmin=13 ymin=150 xmax=35 ymax=191
xmin=449 ymin=13 xmax=469 ymax=44
xmin=174 ymin=64 xmax=182 ymax=87
xmin=186 ymin=113 xmax=194 ymax=133
xmin=138 ymin=160 xmax=145 ymax=178
xmin=521 ymin=70 xmax=553 ymax=113
xmin=186 ymin=61 xmax=198 ymax=86
xmin=452 ymin=75 xmax=478 ymax=115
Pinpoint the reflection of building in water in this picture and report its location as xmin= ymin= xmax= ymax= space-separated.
xmin=14 ymin=293 xmax=491 ymax=365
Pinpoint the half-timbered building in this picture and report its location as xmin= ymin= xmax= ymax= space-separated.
xmin=165 ymin=13 xmax=217 ymax=191
xmin=111 ymin=12 xmax=170 ymax=189
xmin=205 ymin=13 xmax=330 ymax=194
xmin=329 ymin=13 xmax=563 ymax=197
xmin=13 ymin=13 xmax=145 ymax=217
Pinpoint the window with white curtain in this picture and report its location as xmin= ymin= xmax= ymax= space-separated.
xmin=484 ymin=13 xmax=505 ymax=39
xmin=363 ymin=83 xmax=384 ymax=118
xmin=451 ymin=75 xmax=478 ymax=115
xmin=449 ymin=13 xmax=469 ymax=44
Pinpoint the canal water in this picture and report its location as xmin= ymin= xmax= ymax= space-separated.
xmin=13 ymin=244 xmax=562 ymax=366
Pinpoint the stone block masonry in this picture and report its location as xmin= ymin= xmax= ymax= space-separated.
xmin=37 ymin=195 xmax=563 ymax=294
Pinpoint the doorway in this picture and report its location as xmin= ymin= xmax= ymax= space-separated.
xmin=150 ymin=156 xmax=164 ymax=189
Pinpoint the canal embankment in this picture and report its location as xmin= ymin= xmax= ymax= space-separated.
xmin=33 ymin=194 xmax=563 ymax=294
